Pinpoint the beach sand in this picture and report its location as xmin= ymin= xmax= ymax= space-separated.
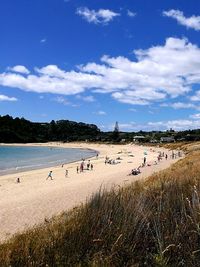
xmin=0 ymin=142 xmax=181 ymax=242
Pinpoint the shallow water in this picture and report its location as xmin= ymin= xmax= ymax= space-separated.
xmin=0 ymin=145 xmax=96 ymax=175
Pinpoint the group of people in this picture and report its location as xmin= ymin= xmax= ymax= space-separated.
xmin=45 ymin=159 xmax=95 ymax=181
xmin=104 ymin=155 xmax=121 ymax=165
xmin=129 ymin=150 xmax=169 ymax=176
xmin=105 ymin=159 xmax=119 ymax=165
xmin=16 ymin=149 xmax=183 ymax=183
xmin=129 ymin=167 xmax=141 ymax=176
xmin=46 ymin=169 xmax=68 ymax=180
xmin=152 ymin=151 xmax=168 ymax=164
xmin=171 ymin=150 xmax=182 ymax=159
xmin=78 ymin=159 xmax=93 ymax=173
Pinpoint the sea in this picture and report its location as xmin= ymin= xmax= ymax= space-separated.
xmin=0 ymin=145 xmax=96 ymax=175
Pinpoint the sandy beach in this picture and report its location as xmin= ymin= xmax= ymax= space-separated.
xmin=0 ymin=142 xmax=181 ymax=242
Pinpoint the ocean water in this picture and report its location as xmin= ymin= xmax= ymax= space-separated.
xmin=0 ymin=145 xmax=96 ymax=175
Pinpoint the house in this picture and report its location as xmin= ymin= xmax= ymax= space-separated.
xmin=160 ymin=136 xmax=175 ymax=143
xmin=133 ymin=136 xmax=145 ymax=142
xmin=150 ymin=139 xmax=159 ymax=143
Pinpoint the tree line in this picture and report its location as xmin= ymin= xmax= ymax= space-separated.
xmin=1 ymin=115 xmax=200 ymax=143
xmin=0 ymin=115 xmax=100 ymax=143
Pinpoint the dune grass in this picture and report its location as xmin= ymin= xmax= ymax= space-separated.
xmin=1 ymin=148 xmax=200 ymax=266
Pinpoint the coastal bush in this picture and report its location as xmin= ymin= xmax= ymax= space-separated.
xmin=1 ymin=150 xmax=200 ymax=266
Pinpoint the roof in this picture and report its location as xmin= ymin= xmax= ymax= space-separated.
xmin=160 ymin=137 xmax=175 ymax=141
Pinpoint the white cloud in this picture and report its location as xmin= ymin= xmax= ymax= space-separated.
xmin=129 ymin=108 xmax=137 ymax=112
xmin=112 ymin=92 xmax=150 ymax=105
xmin=0 ymin=94 xmax=17 ymax=102
xmin=148 ymin=119 xmax=200 ymax=131
xmin=2 ymin=37 xmax=200 ymax=107
xmin=54 ymin=96 xmax=79 ymax=107
xmin=163 ymin=102 xmax=199 ymax=110
xmin=104 ymin=119 xmax=200 ymax=131
xmin=76 ymin=7 xmax=120 ymax=24
xmin=54 ymin=96 xmax=72 ymax=106
xmin=40 ymin=38 xmax=47 ymax=43
xmin=76 ymin=95 xmax=95 ymax=102
xmin=127 ymin=10 xmax=136 ymax=18
xmin=163 ymin=9 xmax=200 ymax=31
xmin=0 ymin=69 xmax=93 ymax=95
xmin=119 ymin=122 xmax=136 ymax=130
xmin=9 ymin=65 xmax=30 ymax=74
xmin=190 ymin=113 xmax=200 ymax=119
xmin=96 ymin=110 xmax=106 ymax=115
xmin=135 ymin=119 xmax=200 ymax=131
xmin=190 ymin=91 xmax=200 ymax=101
xmin=41 ymin=113 xmax=47 ymax=117
xmin=174 ymin=102 xmax=200 ymax=110
xmin=83 ymin=95 xmax=95 ymax=102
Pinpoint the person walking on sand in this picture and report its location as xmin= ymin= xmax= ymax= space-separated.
xmin=76 ymin=166 xmax=79 ymax=173
xmin=91 ymin=164 xmax=93 ymax=170
xmin=143 ymin=156 xmax=146 ymax=165
xmin=80 ymin=162 xmax=84 ymax=172
xmin=65 ymin=169 xmax=68 ymax=177
xmin=16 ymin=177 xmax=20 ymax=183
xmin=87 ymin=160 xmax=90 ymax=170
xmin=46 ymin=170 xmax=53 ymax=180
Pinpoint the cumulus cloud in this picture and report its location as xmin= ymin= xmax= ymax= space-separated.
xmin=54 ymin=96 xmax=70 ymax=105
xmin=76 ymin=7 xmax=120 ymax=24
xmin=127 ymin=10 xmax=136 ymax=18
xmin=1 ymin=37 xmax=200 ymax=106
xmin=8 ymin=65 xmax=30 ymax=74
xmin=54 ymin=96 xmax=78 ymax=107
xmin=76 ymin=95 xmax=95 ymax=102
xmin=190 ymin=91 xmax=200 ymax=101
xmin=129 ymin=108 xmax=137 ymax=112
xmin=104 ymin=119 xmax=200 ymax=131
xmin=40 ymin=38 xmax=47 ymax=43
xmin=119 ymin=122 xmax=136 ymax=130
xmin=190 ymin=113 xmax=200 ymax=119
xmin=0 ymin=94 xmax=17 ymax=102
xmin=171 ymin=102 xmax=196 ymax=109
xmin=95 ymin=110 xmax=106 ymax=115
xmin=148 ymin=119 xmax=200 ymax=131
xmin=162 ymin=102 xmax=200 ymax=110
xmin=163 ymin=9 xmax=200 ymax=31
xmin=126 ymin=119 xmax=200 ymax=131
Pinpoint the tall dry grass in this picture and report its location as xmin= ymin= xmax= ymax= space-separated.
xmin=1 ymin=149 xmax=200 ymax=266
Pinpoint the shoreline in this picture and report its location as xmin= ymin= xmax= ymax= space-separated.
xmin=0 ymin=143 xmax=98 ymax=176
xmin=0 ymin=142 xmax=182 ymax=242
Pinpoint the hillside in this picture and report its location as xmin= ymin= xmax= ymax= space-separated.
xmin=0 ymin=115 xmax=100 ymax=143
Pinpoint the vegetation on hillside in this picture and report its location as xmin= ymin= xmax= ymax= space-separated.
xmin=0 ymin=115 xmax=100 ymax=143
xmin=1 ymin=145 xmax=200 ymax=266
xmin=2 ymin=115 xmax=200 ymax=143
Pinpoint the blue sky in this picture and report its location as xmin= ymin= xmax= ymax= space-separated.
xmin=1 ymin=0 xmax=200 ymax=131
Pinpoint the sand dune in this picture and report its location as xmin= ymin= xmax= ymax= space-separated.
xmin=0 ymin=142 xmax=180 ymax=242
